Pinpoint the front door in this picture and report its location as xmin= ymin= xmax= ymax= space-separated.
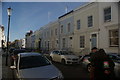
xmin=91 ymin=33 xmax=97 ymax=49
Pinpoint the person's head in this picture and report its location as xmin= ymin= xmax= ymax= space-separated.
xmin=91 ymin=47 xmax=97 ymax=53
xmin=99 ymin=49 xmax=106 ymax=54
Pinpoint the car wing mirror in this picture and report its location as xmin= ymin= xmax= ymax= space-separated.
xmin=10 ymin=66 xmax=16 ymax=69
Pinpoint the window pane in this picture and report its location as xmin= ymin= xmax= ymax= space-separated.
xmin=80 ymin=36 xmax=85 ymax=48
xmin=109 ymin=29 xmax=119 ymax=47
xmin=77 ymin=20 xmax=80 ymax=30
xmin=68 ymin=23 xmax=70 ymax=32
xmin=55 ymin=28 xmax=57 ymax=35
xmin=104 ymin=7 xmax=111 ymax=22
xmin=110 ymin=38 xmax=119 ymax=46
xmin=63 ymin=38 xmax=65 ymax=48
xmin=88 ymin=16 xmax=93 ymax=27
xmin=61 ymin=25 xmax=63 ymax=33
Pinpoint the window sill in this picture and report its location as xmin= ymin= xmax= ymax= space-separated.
xmin=109 ymin=46 xmax=119 ymax=47
xmin=104 ymin=19 xmax=111 ymax=23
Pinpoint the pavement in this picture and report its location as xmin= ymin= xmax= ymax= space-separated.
xmin=0 ymin=49 xmax=2 ymax=80
xmin=0 ymin=49 xmax=14 ymax=80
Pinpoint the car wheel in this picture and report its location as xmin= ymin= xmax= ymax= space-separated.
xmin=87 ymin=64 xmax=92 ymax=72
xmin=61 ymin=59 xmax=66 ymax=65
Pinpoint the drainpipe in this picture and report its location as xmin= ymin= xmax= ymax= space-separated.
xmin=58 ymin=20 xmax=61 ymax=50
xmin=118 ymin=2 xmax=120 ymax=54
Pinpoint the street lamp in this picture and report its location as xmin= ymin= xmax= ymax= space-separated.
xmin=6 ymin=7 xmax=12 ymax=66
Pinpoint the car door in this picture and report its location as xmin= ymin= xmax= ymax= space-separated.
xmin=51 ymin=51 xmax=57 ymax=61
xmin=52 ymin=51 xmax=61 ymax=62
xmin=13 ymin=55 xmax=20 ymax=79
xmin=55 ymin=52 xmax=61 ymax=62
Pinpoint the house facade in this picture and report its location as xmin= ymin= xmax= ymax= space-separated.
xmin=98 ymin=2 xmax=119 ymax=54
xmin=25 ymin=2 xmax=119 ymax=55
xmin=0 ymin=25 xmax=5 ymax=48
xmin=25 ymin=30 xmax=33 ymax=49
xmin=18 ymin=39 xmax=25 ymax=48
xmin=72 ymin=2 xmax=119 ymax=55
xmin=40 ymin=21 xmax=59 ymax=51
xmin=73 ymin=2 xmax=99 ymax=55
xmin=58 ymin=10 xmax=74 ymax=51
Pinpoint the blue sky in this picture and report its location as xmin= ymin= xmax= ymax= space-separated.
xmin=2 ymin=2 xmax=86 ymax=41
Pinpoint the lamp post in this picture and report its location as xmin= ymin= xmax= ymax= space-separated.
xmin=6 ymin=7 xmax=12 ymax=66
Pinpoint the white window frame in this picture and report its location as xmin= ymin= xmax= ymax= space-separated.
xmin=62 ymin=38 xmax=66 ymax=48
xmin=90 ymin=32 xmax=99 ymax=50
xmin=67 ymin=23 xmax=71 ymax=32
xmin=77 ymin=19 xmax=80 ymax=30
xmin=104 ymin=7 xmax=111 ymax=22
xmin=61 ymin=25 xmax=63 ymax=34
xmin=88 ymin=15 xmax=93 ymax=27
xmin=109 ymin=29 xmax=119 ymax=47
xmin=80 ymin=35 xmax=85 ymax=49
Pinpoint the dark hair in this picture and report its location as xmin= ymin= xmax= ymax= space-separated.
xmin=98 ymin=49 xmax=106 ymax=55
xmin=91 ymin=47 xmax=97 ymax=50
xmin=99 ymin=49 xmax=106 ymax=53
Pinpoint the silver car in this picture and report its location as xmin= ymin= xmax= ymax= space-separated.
xmin=80 ymin=55 xmax=92 ymax=72
xmin=50 ymin=50 xmax=79 ymax=65
xmin=107 ymin=53 xmax=120 ymax=79
xmin=10 ymin=52 xmax=63 ymax=80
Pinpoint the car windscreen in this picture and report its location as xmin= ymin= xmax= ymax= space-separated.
xmin=13 ymin=50 xmax=26 ymax=55
xmin=19 ymin=56 xmax=51 ymax=69
xmin=118 ymin=55 xmax=120 ymax=57
xmin=60 ymin=51 xmax=71 ymax=55
xmin=84 ymin=56 xmax=90 ymax=60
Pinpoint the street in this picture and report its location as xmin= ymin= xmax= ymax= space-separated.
xmin=45 ymin=55 xmax=89 ymax=80
xmin=0 ymin=49 xmax=2 ymax=80
xmin=1 ymin=50 xmax=90 ymax=80
xmin=52 ymin=62 xmax=89 ymax=80
xmin=1 ymin=49 xmax=14 ymax=80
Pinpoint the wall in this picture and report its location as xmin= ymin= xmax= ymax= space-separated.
xmin=73 ymin=2 xmax=99 ymax=55
xmin=98 ymin=2 xmax=119 ymax=53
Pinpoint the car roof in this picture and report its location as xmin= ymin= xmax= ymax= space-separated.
xmin=107 ymin=53 xmax=119 ymax=56
xmin=53 ymin=50 xmax=66 ymax=52
xmin=18 ymin=52 xmax=42 ymax=57
xmin=14 ymin=49 xmax=26 ymax=51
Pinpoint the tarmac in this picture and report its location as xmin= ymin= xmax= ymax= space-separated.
xmin=0 ymin=49 xmax=14 ymax=80
xmin=0 ymin=49 xmax=2 ymax=80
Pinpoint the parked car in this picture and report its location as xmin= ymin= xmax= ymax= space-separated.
xmin=80 ymin=55 xmax=92 ymax=72
xmin=9 ymin=47 xmax=15 ymax=53
xmin=10 ymin=49 xmax=26 ymax=66
xmin=107 ymin=53 xmax=120 ymax=62
xmin=107 ymin=53 xmax=120 ymax=79
xmin=50 ymin=50 xmax=79 ymax=65
xmin=10 ymin=52 xmax=63 ymax=80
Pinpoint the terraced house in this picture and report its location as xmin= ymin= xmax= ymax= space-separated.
xmin=26 ymin=2 xmax=119 ymax=55
xmin=73 ymin=2 xmax=119 ymax=55
xmin=0 ymin=25 xmax=5 ymax=49
xmin=40 ymin=20 xmax=59 ymax=51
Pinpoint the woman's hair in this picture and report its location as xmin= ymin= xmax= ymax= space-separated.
xmin=98 ymin=49 xmax=106 ymax=55
xmin=91 ymin=47 xmax=97 ymax=50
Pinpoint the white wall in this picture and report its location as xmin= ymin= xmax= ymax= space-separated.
xmin=0 ymin=28 xmax=2 ymax=48
xmin=98 ymin=2 xmax=119 ymax=53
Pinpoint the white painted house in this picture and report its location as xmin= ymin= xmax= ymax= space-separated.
xmin=0 ymin=25 xmax=5 ymax=48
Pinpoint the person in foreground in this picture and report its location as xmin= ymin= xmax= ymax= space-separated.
xmin=90 ymin=49 xmax=115 ymax=80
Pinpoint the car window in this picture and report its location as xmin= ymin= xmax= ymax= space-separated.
xmin=118 ymin=55 xmax=120 ymax=57
xmin=19 ymin=56 xmax=51 ymax=69
xmin=81 ymin=56 xmax=90 ymax=61
xmin=59 ymin=51 xmax=69 ymax=55
xmin=54 ymin=51 xmax=59 ymax=54
xmin=13 ymin=50 xmax=26 ymax=55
